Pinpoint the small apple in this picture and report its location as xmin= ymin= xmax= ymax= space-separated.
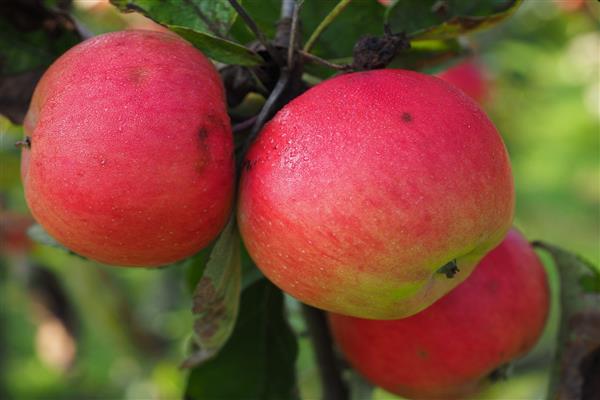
xmin=238 ymin=69 xmax=514 ymax=319
xmin=437 ymin=60 xmax=490 ymax=104
xmin=20 ymin=30 xmax=234 ymax=267
xmin=328 ymin=229 xmax=550 ymax=399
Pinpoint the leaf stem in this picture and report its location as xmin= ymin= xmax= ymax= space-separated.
xmin=302 ymin=304 xmax=350 ymax=400
xmin=299 ymin=50 xmax=350 ymax=71
xmin=228 ymin=0 xmax=283 ymax=65
xmin=303 ymin=0 xmax=352 ymax=52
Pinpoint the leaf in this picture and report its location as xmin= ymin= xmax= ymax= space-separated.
xmin=389 ymin=38 xmax=468 ymax=72
xmin=185 ymin=279 xmax=299 ymax=400
xmin=301 ymin=0 xmax=386 ymax=59
xmin=0 ymin=6 xmax=80 ymax=75
xmin=229 ymin=0 xmax=281 ymax=43
xmin=533 ymin=241 xmax=600 ymax=400
xmin=27 ymin=224 xmax=62 ymax=248
xmin=27 ymin=224 xmax=88 ymax=260
xmin=110 ymin=0 xmax=236 ymax=37
xmin=385 ymin=0 xmax=523 ymax=40
xmin=182 ymin=217 xmax=242 ymax=368
xmin=169 ymin=25 xmax=263 ymax=66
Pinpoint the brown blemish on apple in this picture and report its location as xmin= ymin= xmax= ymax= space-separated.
xmin=129 ymin=67 xmax=148 ymax=84
xmin=401 ymin=112 xmax=413 ymax=122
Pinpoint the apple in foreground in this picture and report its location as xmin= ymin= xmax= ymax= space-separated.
xmin=20 ymin=30 xmax=234 ymax=267
xmin=328 ymin=229 xmax=550 ymax=399
xmin=238 ymin=69 xmax=514 ymax=319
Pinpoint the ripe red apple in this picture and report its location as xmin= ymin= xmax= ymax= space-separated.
xmin=238 ymin=69 xmax=514 ymax=319
xmin=437 ymin=60 xmax=490 ymax=104
xmin=328 ymin=229 xmax=550 ymax=399
xmin=20 ymin=30 xmax=234 ymax=267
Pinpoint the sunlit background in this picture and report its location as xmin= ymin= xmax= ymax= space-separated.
xmin=0 ymin=0 xmax=598 ymax=399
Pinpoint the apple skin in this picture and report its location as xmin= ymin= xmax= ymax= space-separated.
xmin=21 ymin=30 xmax=234 ymax=267
xmin=328 ymin=229 xmax=550 ymax=399
xmin=238 ymin=69 xmax=514 ymax=319
xmin=437 ymin=61 xmax=489 ymax=104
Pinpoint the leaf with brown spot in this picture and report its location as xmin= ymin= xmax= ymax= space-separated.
xmin=182 ymin=216 xmax=242 ymax=368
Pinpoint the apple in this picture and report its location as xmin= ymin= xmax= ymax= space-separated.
xmin=20 ymin=30 xmax=234 ymax=267
xmin=238 ymin=69 xmax=514 ymax=319
xmin=328 ymin=229 xmax=550 ymax=399
xmin=437 ymin=60 xmax=490 ymax=104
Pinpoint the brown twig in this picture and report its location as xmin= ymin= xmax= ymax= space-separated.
xmin=228 ymin=0 xmax=283 ymax=65
xmin=299 ymin=50 xmax=350 ymax=71
xmin=302 ymin=304 xmax=350 ymax=400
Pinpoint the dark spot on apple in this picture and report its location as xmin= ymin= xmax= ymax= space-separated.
xmin=206 ymin=114 xmax=227 ymax=132
xmin=417 ymin=349 xmax=429 ymax=359
xmin=401 ymin=112 xmax=412 ymax=122
xmin=437 ymin=259 xmax=459 ymax=278
xmin=129 ymin=67 xmax=148 ymax=84
xmin=485 ymin=280 xmax=500 ymax=293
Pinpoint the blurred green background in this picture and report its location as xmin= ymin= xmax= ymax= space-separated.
xmin=1 ymin=0 xmax=598 ymax=399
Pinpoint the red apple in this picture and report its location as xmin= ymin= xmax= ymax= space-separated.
xmin=21 ymin=30 xmax=234 ymax=267
xmin=437 ymin=60 xmax=490 ymax=104
xmin=238 ymin=69 xmax=514 ymax=319
xmin=328 ymin=229 xmax=550 ymax=399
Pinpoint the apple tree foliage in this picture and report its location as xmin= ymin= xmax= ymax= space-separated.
xmin=1 ymin=0 xmax=599 ymax=399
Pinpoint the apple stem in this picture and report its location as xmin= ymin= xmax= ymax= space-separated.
xmin=14 ymin=136 xmax=31 ymax=149
xmin=437 ymin=260 xmax=459 ymax=278
xmin=302 ymin=304 xmax=350 ymax=400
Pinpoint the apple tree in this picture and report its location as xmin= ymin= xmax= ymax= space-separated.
xmin=0 ymin=0 xmax=599 ymax=399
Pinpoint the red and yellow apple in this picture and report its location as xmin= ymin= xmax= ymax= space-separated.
xmin=437 ymin=60 xmax=490 ymax=104
xmin=21 ymin=30 xmax=234 ymax=267
xmin=238 ymin=69 xmax=514 ymax=319
xmin=328 ymin=229 xmax=550 ymax=399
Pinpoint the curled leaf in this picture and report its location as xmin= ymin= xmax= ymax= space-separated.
xmin=182 ymin=217 xmax=242 ymax=368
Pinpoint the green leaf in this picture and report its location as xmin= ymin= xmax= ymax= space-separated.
xmin=0 ymin=12 xmax=79 ymax=75
xmin=27 ymin=224 xmax=87 ymax=260
xmin=389 ymin=38 xmax=468 ymax=72
xmin=386 ymin=0 xmax=523 ymax=40
xmin=169 ymin=25 xmax=263 ymax=66
xmin=229 ymin=0 xmax=281 ymax=43
xmin=185 ymin=279 xmax=299 ymax=400
xmin=27 ymin=224 xmax=64 ymax=249
xmin=110 ymin=0 xmax=236 ymax=37
xmin=182 ymin=245 xmax=213 ymax=294
xmin=182 ymin=217 xmax=242 ymax=368
xmin=301 ymin=0 xmax=386 ymax=59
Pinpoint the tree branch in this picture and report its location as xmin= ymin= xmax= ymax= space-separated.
xmin=228 ymin=0 xmax=283 ymax=65
xmin=302 ymin=304 xmax=349 ymax=400
xmin=287 ymin=1 xmax=303 ymax=69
